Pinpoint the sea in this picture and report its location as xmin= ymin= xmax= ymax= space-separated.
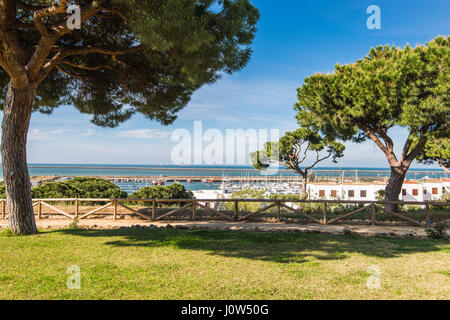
xmin=4 ymin=163 xmax=446 ymax=193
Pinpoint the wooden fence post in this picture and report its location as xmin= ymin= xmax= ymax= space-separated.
xmin=75 ymin=199 xmax=79 ymax=219
xmin=234 ymin=201 xmax=239 ymax=221
xmin=425 ymin=203 xmax=430 ymax=227
xmin=277 ymin=201 xmax=281 ymax=223
xmin=323 ymin=202 xmax=327 ymax=225
xmin=371 ymin=203 xmax=376 ymax=226
xmin=192 ymin=200 xmax=197 ymax=221
xmin=113 ymin=200 xmax=117 ymax=220
xmin=38 ymin=200 xmax=42 ymax=219
xmin=152 ymin=200 xmax=156 ymax=221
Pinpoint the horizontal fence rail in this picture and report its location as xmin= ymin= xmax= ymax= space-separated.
xmin=0 ymin=198 xmax=448 ymax=227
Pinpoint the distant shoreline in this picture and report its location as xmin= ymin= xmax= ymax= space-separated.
xmin=0 ymin=164 xmax=445 ymax=181
xmin=26 ymin=165 xmax=289 ymax=172
xmin=21 ymin=164 xmax=446 ymax=172
xmin=24 ymin=166 xmax=445 ymax=173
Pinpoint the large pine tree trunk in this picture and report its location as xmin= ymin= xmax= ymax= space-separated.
xmin=1 ymin=82 xmax=37 ymax=235
xmin=300 ymin=171 xmax=308 ymax=199
xmin=385 ymin=166 xmax=408 ymax=212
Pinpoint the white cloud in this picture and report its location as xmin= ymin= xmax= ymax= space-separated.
xmin=28 ymin=128 xmax=65 ymax=140
xmin=81 ymin=128 xmax=96 ymax=137
xmin=116 ymin=129 xmax=171 ymax=139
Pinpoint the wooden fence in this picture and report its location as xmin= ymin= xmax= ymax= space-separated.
xmin=0 ymin=198 xmax=449 ymax=227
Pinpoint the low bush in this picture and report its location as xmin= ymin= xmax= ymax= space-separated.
xmin=425 ymin=224 xmax=448 ymax=240
xmin=269 ymin=194 xmax=300 ymax=201
xmin=0 ymin=185 xmax=5 ymax=199
xmin=31 ymin=177 xmax=128 ymax=199
xmin=130 ymin=183 xmax=193 ymax=206
xmin=225 ymin=188 xmax=267 ymax=212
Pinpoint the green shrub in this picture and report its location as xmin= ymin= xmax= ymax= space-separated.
xmin=225 ymin=188 xmax=267 ymax=212
xmin=425 ymin=224 xmax=448 ymax=240
xmin=431 ymin=192 xmax=450 ymax=211
xmin=130 ymin=183 xmax=193 ymax=206
xmin=66 ymin=177 xmax=128 ymax=199
xmin=31 ymin=181 xmax=76 ymax=199
xmin=269 ymin=194 xmax=300 ymax=201
xmin=31 ymin=177 xmax=127 ymax=199
xmin=0 ymin=185 xmax=5 ymax=199
xmin=376 ymin=189 xmax=385 ymax=201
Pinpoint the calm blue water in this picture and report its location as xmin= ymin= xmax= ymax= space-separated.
xmin=16 ymin=164 xmax=446 ymax=180
xmin=1 ymin=164 xmax=446 ymax=194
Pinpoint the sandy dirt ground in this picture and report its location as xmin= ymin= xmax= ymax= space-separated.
xmin=0 ymin=218 xmax=441 ymax=238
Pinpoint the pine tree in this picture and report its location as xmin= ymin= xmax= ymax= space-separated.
xmin=0 ymin=0 xmax=259 ymax=234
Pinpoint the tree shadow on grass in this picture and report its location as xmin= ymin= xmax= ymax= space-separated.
xmin=54 ymin=228 xmax=449 ymax=264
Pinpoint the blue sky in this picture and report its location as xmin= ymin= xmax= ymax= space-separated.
xmin=15 ymin=0 xmax=450 ymax=167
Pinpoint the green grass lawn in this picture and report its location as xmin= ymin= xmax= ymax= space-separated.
xmin=0 ymin=227 xmax=449 ymax=300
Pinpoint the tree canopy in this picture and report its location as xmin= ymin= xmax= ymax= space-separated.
xmin=416 ymin=136 xmax=450 ymax=173
xmin=252 ymin=129 xmax=344 ymax=176
xmin=0 ymin=0 xmax=260 ymax=126
xmin=251 ymin=129 xmax=344 ymax=197
xmin=295 ymin=36 xmax=449 ymax=202
xmin=0 ymin=0 xmax=259 ymax=234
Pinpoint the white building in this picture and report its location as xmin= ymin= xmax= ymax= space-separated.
xmin=192 ymin=189 xmax=224 ymax=208
xmin=192 ymin=179 xmax=449 ymax=204
xmin=404 ymin=179 xmax=449 ymax=202
xmin=308 ymin=182 xmax=385 ymax=201
xmin=308 ymin=179 xmax=449 ymax=202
